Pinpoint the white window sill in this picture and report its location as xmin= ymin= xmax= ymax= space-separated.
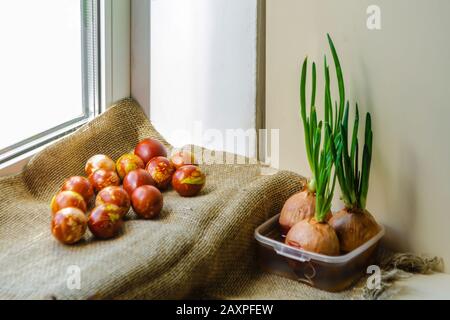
xmin=0 ymin=117 xmax=91 ymax=176
xmin=0 ymin=153 xmax=31 ymax=176
xmin=391 ymin=273 xmax=450 ymax=299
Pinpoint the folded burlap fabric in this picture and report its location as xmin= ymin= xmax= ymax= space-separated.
xmin=0 ymin=98 xmax=441 ymax=299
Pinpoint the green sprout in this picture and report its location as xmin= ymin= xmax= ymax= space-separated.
xmin=299 ymin=34 xmax=374 ymax=221
xmin=326 ymin=35 xmax=374 ymax=211
xmin=299 ymin=57 xmax=336 ymax=223
xmin=333 ymin=106 xmax=373 ymax=211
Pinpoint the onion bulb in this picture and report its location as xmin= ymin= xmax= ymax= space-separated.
xmin=279 ymin=189 xmax=315 ymax=234
xmin=328 ymin=208 xmax=380 ymax=253
xmin=285 ymin=219 xmax=340 ymax=256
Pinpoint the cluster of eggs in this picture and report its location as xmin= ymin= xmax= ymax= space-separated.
xmin=50 ymin=138 xmax=206 ymax=244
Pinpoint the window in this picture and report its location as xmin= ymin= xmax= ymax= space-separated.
xmin=141 ymin=0 xmax=261 ymax=158
xmin=0 ymin=0 xmax=100 ymax=165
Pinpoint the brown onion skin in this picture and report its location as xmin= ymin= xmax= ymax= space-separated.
xmin=95 ymin=186 xmax=130 ymax=217
xmin=88 ymin=169 xmax=120 ymax=193
xmin=328 ymin=208 xmax=380 ymax=253
xmin=51 ymin=191 xmax=87 ymax=215
xmin=172 ymin=165 xmax=205 ymax=197
xmin=131 ymin=185 xmax=163 ymax=219
xmin=170 ymin=151 xmax=196 ymax=169
xmin=85 ymin=154 xmax=115 ymax=176
xmin=145 ymin=156 xmax=175 ymax=190
xmin=285 ymin=219 xmax=340 ymax=256
xmin=279 ymin=189 xmax=315 ymax=235
xmin=116 ymin=154 xmax=145 ymax=180
xmin=134 ymin=138 xmax=167 ymax=165
xmin=51 ymin=207 xmax=88 ymax=244
xmin=88 ymin=204 xmax=123 ymax=239
xmin=61 ymin=176 xmax=94 ymax=203
xmin=122 ymin=168 xmax=156 ymax=196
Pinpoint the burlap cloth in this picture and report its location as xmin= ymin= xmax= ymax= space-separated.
xmin=0 ymin=98 xmax=440 ymax=300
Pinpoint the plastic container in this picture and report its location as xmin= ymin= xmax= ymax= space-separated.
xmin=255 ymin=214 xmax=385 ymax=292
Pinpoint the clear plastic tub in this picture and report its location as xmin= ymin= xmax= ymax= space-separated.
xmin=254 ymin=214 xmax=385 ymax=292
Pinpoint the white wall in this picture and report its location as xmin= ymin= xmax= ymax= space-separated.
xmin=103 ymin=0 xmax=131 ymax=110
xmin=131 ymin=0 xmax=150 ymax=116
xmin=150 ymin=0 xmax=257 ymax=156
xmin=266 ymin=0 xmax=450 ymax=271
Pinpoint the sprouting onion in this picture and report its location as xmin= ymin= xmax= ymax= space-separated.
xmin=329 ymin=102 xmax=379 ymax=253
xmin=333 ymin=106 xmax=373 ymax=211
xmin=284 ymin=35 xmax=345 ymax=255
xmin=299 ymin=35 xmax=355 ymax=223
xmin=325 ymin=34 xmax=373 ymax=212
xmin=299 ymin=57 xmax=336 ymax=223
xmin=325 ymin=35 xmax=380 ymax=252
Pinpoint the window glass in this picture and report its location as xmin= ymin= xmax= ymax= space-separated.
xmin=0 ymin=0 xmax=84 ymax=152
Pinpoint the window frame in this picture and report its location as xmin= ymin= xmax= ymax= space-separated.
xmin=0 ymin=0 xmax=131 ymax=174
xmin=0 ymin=0 xmax=101 ymax=167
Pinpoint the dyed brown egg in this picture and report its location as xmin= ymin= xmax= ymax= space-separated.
xmin=171 ymin=165 xmax=206 ymax=197
xmin=51 ymin=207 xmax=88 ymax=244
xmin=85 ymin=154 xmax=115 ymax=176
xmin=122 ymin=168 xmax=156 ymax=196
xmin=145 ymin=156 xmax=175 ymax=190
xmin=170 ymin=151 xmax=196 ymax=169
xmin=95 ymin=186 xmax=130 ymax=217
xmin=131 ymin=185 xmax=163 ymax=219
xmin=51 ymin=190 xmax=87 ymax=215
xmin=88 ymin=169 xmax=120 ymax=193
xmin=116 ymin=153 xmax=145 ymax=180
xmin=61 ymin=176 xmax=94 ymax=202
xmin=88 ymin=204 xmax=123 ymax=239
xmin=134 ymin=138 xmax=167 ymax=165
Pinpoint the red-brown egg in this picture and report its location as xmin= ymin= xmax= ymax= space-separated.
xmin=170 ymin=151 xmax=197 ymax=169
xmin=88 ymin=204 xmax=123 ymax=239
xmin=85 ymin=154 xmax=115 ymax=176
xmin=122 ymin=168 xmax=155 ymax=196
xmin=145 ymin=156 xmax=175 ymax=190
xmin=131 ymin=185 xmax=163 ymax=219
xmin=51 ymin=207 xmax=88 ymax=244
xmin=172 ymin=165 xmax=206 ymax=197
xmin=88 ymin=169 xmax=120 ymax=193
xmin=61 ymin=176 xmax=94 ymax=203
xmin=134 ymin=138 xmax=167 ymax=165
xmin=116 ymin=153 xmax=145 ymax=180
xmin=95 ymin=186 xmax=130 ymax=217
xmin=51 ymin=190 xmax=87 ymax=215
